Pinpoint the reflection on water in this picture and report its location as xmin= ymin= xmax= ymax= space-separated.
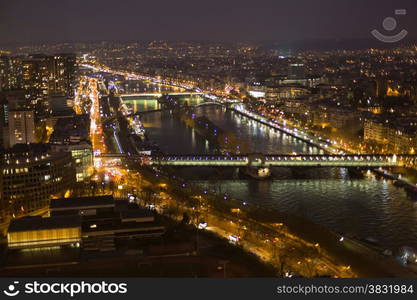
xmin=195 ymin=178 xmax=417 ymax=250
xmin=128 ymin=90 xmax=417 ymax=251
xmin=120 ymin=80 xmax=185 ymax=94
xmin=197 ymin=106 xmax=324 ymax=155
xmin=123 ymin=95 xmax=205 ymax=113
xmin=124 ymin=98 xmax=161 ymax=112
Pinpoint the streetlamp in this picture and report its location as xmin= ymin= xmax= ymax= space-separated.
xmin=219 ymin=260 xmax=229 ymax=278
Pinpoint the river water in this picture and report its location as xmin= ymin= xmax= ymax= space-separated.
xmin=122 ymin=88 xmax=417 ymax=251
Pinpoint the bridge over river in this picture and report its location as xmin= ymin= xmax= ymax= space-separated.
xmin=97 ymin=153 xmax=416 ymax=168
xmin=128 ymin=101 xmax=223 ymax=116
xmin=120 ymin=92 xmax=204 ymax=98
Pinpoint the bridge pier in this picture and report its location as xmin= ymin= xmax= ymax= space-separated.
xmin=242 ymin=166 xmax=271 ymax=179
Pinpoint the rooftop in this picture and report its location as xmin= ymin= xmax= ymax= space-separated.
xmin=49 ymin=114 xmax=90 ymax=144
xmin=50 ymin=195 xmax=115 ymax=210
xmin=8 ymin=216 xmax=81 ymax=233
xmin=1 ymin=144 xmax=72 ymax=167
xmin=120 ymin=209 xmax=154 ymax=220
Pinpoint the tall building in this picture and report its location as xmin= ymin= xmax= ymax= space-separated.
xmin=0 ymin=56 xmax=23 ymax=91
xmin=0 ymin=90 xmax=31 ymax=149
xmin=53 ymin=54 xmax=76 ymax=98
xmin=22 ymin=54 xmax=55 ymax=102
xmin=22 ymin=53 xmax=76 ymax=102
xmin=49 ymin=115 xmax=92 ymax=182
xmin=8 ymin=110 xmax=35 ymax=147
xmin=0 ymin=144 xmax=76 ymax=221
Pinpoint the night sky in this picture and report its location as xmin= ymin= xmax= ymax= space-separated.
xmin=0 ymin=0 xmax=416 ymax=45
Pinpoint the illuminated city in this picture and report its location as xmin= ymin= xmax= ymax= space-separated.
xmin=1 ymin=0 xmax=417 ymax=282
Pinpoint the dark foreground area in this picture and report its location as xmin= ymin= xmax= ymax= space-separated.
xmin=0 ymin=216 xmax=276 ymax=277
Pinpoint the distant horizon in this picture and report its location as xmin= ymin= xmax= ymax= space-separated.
xmin=1 ymin=38 xmax=416 ymax=53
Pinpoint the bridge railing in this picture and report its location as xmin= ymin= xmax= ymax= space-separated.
xmin=96 ymin=153 xmax=416 ymax=168
xmin=97 ymin=153 xmax=415 ymax=160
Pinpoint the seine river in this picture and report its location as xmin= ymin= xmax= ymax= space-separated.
xmin=122 ymin=81 xmax=417 ymax=251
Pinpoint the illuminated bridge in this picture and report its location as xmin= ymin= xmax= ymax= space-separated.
xmin=120 ymin=92 xmax=204 ymax=98
xmin=129 ymin=101 xmax=223 ymax=116
xmin=97 ymin=154 xmax=416 ymax=168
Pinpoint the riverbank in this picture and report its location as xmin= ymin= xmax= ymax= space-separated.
xmin=129 ymin=161 xmax=417 ymax=277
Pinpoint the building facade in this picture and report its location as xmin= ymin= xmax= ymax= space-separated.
xmin=7 ymin=215 xmax=81 ymax=249
xmin=50 ymin=142 xmax=93 ymax=182
xmin=22 ymin=53 xmax=76 ymax=102
xmin=0 ymin=56 xmax=23 ymax=91
xmin=364 ymin=118 xmax=417 ymax=153
xmin=0 ymin=144 xmax=76 ymax=221
xmin=49 ymin=115 xmax=92 ymax=182
xmin=8 ymin=110 xmax=35 ymax=147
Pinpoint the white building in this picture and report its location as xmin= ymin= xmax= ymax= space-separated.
xmin=8 ymin=110 xmax=35 ymax=147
